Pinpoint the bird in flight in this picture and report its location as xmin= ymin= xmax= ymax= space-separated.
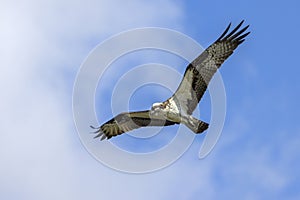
xmin=91 ymin=20 xmax=250 ymax=140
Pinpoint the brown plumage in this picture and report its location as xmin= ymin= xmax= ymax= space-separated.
xmin=170 ymin=20 xmax=250 ymax=115
xmin=91 ymin=111 xmax=176 ymax=140
xmin=91 ymin=21 xmax=250 ymax=140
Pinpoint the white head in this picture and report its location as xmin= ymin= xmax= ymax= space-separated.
xmin=150 ymin=102 xmax=163 ymax=115
xmin=152 ymin=102 xmax=162 ymax=108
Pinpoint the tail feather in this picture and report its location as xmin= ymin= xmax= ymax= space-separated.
xmin=182 ymin=116 xmax=209 ymax=134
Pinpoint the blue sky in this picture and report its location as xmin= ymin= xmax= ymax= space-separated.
xmin=1 ymin=0 xmax=300 ymax=199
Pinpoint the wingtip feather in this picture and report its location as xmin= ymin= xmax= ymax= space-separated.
xmin=235 ymin=31 xmax=250 ymax=42
xmin=216 ymin=22 xmax=232 ymax=42
xmin=100 ymin=134 xmax=107 ymax=140
xmin=90 ymin=125 xmax=107 ymax=140
xmin=222 ymin=20 xmax=246 ymax=41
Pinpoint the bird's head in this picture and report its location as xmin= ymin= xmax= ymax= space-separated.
xmin=150 ymin=102 xmax=164 ymax=116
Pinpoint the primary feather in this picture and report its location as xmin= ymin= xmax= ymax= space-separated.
xmin=91 ymin=21 xmax=250 ymax=140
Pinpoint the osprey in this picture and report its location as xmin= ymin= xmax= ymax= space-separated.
xmin=91 ymin=21 xmax=250 ymax=140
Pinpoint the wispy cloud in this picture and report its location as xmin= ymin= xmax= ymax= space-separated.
xmin=1 ymin=0 xmax=300 ymax=199
xmin=0 ymin=0 xmax=185 ymax=199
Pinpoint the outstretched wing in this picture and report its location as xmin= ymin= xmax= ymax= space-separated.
xmin=91 ymin=110 xmax=176 ymax=140
xmin=169 ymin=20 xmax=250 ymax=115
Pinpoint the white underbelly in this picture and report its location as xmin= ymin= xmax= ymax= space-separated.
xmin=165 ymin=99 xmax=181 ymax=122
xmin=166 ymin=111 xmax=181 ymax=123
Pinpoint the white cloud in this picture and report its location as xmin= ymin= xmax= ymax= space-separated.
xmin=1 ymin=1 xmax=299 ymax=199
xmin=0 ymin=0 xmax=186 ymax=199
